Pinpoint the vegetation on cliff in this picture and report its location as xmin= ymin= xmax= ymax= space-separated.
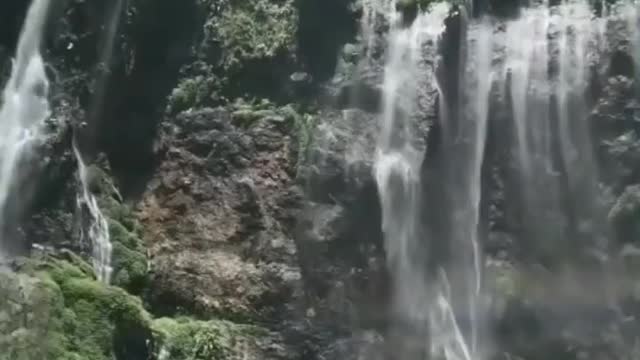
xmin=2 ymin=0 xmax=638 ymax=359
xmin=0 ymin=253 xmax=273 ymax=360
xmin=0 ymin=255 xmax=151 ymax=360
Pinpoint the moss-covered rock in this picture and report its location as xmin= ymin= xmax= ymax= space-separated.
xmin=0 ymin=271 xmax=63 ymax=360
xmin=108 ymin=220 xmax=148 ymax=295
xmin=227 ymin=98 xmax=317 ymax=171
xmin=0 ymin=252 xmax=287 ymax=359
xmin=210 ymin=0 xmax=297 ymax=72
xmin=152 ymin=317 xmax=269 ymax=360
xmin=167 ymin=69 xmax=223 ymax=114
xmin=167 ymin=0 xmax=299 ymax=110
xmin=0 ymin=256 xmax=153 ymax=360
xmin=80 ymin=163 xmax=149 ymax=295
xmin=102 ymin=202 xmax=148 ymax=295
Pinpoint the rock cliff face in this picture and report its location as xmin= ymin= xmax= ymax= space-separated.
xmin=139 ymin=105 xmax=302 ymax=320
xmin=0 ymin=0 xmax=639 ymax=359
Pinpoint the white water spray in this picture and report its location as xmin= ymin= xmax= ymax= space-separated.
xmin=620 ymin=1 xmax=640 ymax=89
xmin=456 ymin=19 xmax=493 ymax=357
xmin=371 ymin=1 xmax=479 ymax=359
xmin=362 ymin=0 xmax=640 ymax=358
xmin=73 ymin=140 xmax=112 ymax=283
xmin=0 ymin=0 xmax=51 ymax=256
xmin=503 ymin=2 xmax=551 ymax=179
xmin=427 ymin=16 xmax=494 ymax=360
xmin=496 ymin=0 xmax=608 ymax=258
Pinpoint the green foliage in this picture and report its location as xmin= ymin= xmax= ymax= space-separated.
xmin=86 ymin=168 xmax=149 ymax=295
xmin=292 ymin=111 xmax=317 ymax=170
xmin=0 ymin=257 xmax=152 ymax=360
xmin=103 ymin=198 xmax=138 ymax=233
xmin=209 ymin=0 xmax=297 ymax=72
xmin=0 ymin=271 xmax=66 ymax=360
xmin=0 ymin=255 xmax=271 ymax=360
xmin=230 ymin=98 xmax=292 ymax=127
xmin=104 ymin=207 xmax=149 ymax=295
xmin=152 ymin=317 xmax=266 ymax=360
xmin=227 ymin=98 xmax=316 ymax=169
xmin=167 ymin=0 xmax=299 ymax=111
xmin=167 ymin=72 xmax=221 ymax=114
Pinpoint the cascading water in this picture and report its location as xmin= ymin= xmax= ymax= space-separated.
xmin=366 ymin=0 xmax=640 ymax=359
xmin=555 ymin=1 xmax=603 ymax=250
xmin=440 ymin=18 xmax=493 ymax=359
xmin=0 ymin=0 xmax=51 ymax=257
xmin=496 ymin=0 xmax=607 ymax=261
xmin=503 ymin=2 xmax=551 ymax=185
xmin=74 ymin=140 xmax=113 ymax=283
xmin=73 ymin=0 xmax=124 ymax=283
xmin=621 ymin=1 xmax=640 ymax=90
xmin=372 ymin=1 xmax=479 ymax=359
xmin=426 ymin=13 xmax=494 ymax=360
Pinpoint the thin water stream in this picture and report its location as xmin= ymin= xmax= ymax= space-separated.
xmin=73 ymin=140 xmax=113 ymax=283
xmin=73 ymin=0 xmax=124 ymax=283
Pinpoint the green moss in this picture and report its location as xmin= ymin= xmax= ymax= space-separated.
xmin=70 ymin=157 xmax=150 ymax=295
xmin=211 ymin=0 xmax=297 ymax=72
xmin=167 ymin=73 xmax=221 ymax=114
xmin=166 ymin=0 xmax=299 ymax=110
xmin=292 ymin=112 xmax=317 ymax=170
xmin=44 ymin=258 xmax=93 ymax=284
xmin=52 ymin=276 xmax=151 ymax=360
xmin=0 ymin=257 xmax=152 ymax=360
xmin=111 ymin=242 xmax=148 ymax=295
xmin=152 ymin=317 xmax=267 ymax=360
xmin=230 ymin=98 xmax=289 ymax=127
xmin=107 ymin=219 xmax=148 ymax=295
xmin=226 ymin=98 xmax=315 ymax=169
xmin=87 ymin=168 xmax=149 ymax=295
xmin=227 ymin=98 xmax=315 ymax=170
xmin=0 ymin=270 xmax=67 ymax=360
xmin=0 ymin=251 xmax=272 ymax=359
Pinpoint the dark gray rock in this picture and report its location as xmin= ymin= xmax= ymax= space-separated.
xmin=138 ymin=106 xmax=303 ymax=330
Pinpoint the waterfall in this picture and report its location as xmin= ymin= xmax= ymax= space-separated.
xmin=73 ymin=139 xmax=113 ymax=283
xmin=555 ymin=1 xmax=602 ymax=249
xmin=72 ymin=0 xmax=124 ymax=283
xmin=495 ymin=0 xmax=606 ymax=261
xmin=621 ymin=1 xmax=640 ymax=90
xmin=371 ymin=1 xmax=476 ymax=359
xmin=449 ymin=18 xmax=493 ymax=358
xmin=364 ymin=0 xmax=640 ymax=358
xmin=428 ymin=15 xmax=494 ymax=360
xmin=503 ymin=3 xmax=551 ymax=183
xmin=0 ymin=0 xmax=51 ymax=257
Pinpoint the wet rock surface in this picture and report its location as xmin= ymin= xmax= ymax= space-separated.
xmin=138 ymin=106 xmax=303 ymax=321
xmin=1 ymin=0 xmax=640 ymax=359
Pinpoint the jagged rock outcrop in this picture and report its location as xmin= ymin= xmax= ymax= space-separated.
xmin=137 ymin=104 xmax=303 ymax=323
xmin=0 ymin=0 xmax=354 ymax=358
xmin=2 ymin=0 xmax=640 ymax=359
